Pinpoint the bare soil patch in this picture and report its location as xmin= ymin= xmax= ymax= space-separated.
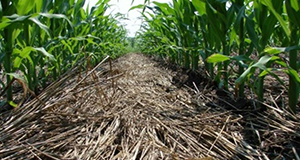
xmin=0 ymin=53 xmax=299 ymax=159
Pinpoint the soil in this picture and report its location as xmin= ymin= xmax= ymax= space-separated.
xmin=0 ymin=53 xmax=299 ymax=159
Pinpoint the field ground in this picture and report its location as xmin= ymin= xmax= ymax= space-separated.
xmin=1 ymin=53 xmax=299 ymax=159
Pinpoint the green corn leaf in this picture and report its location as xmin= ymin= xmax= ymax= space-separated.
xmin=87 ymin=34 xmax=102 ymax=41
xmin=261 ymin=0 xmax=290 ymax=37
xmin=227 ymin=4 xmax=235 ymax=28
xmin=231 ymin=55 xmax=252 ymax=63
xmin=259 ymin=69 xmax=269 ymax=77
xmin=29 ymin=17 xmax=50 ymax=36
xmin=35 ymin=0 xmax=43 ymax=12
xmin=246 ymin=15 xmax=259 ymax=50
xmin=264 ymin=46 xmax=300 ymax=55
xmin=286 ymin=68 xmax=300 ymax=84
xmin=39 ymin=13 xmax=73 ymax=28
xmin=7 ymin=14 xmax=31 ymax=22
xmin=77 ymin=0 xmax=86 ymax=7
xmin=269 ymin=56 xmax=281 ymax=61
xmin=191 ymin=0 xmax=206 ymax=16
xmin=206 ymin=1 xmax=217 ymax=14
xmin=80 ymin=8 xmax=87 ymax=20
xmin=207 ymin=54 xmax=230 ymax=63
xmin=253 ymin=55 xmax=273 ymax=68
xmin=72 ymin=36 xmax=86 ymax=41
xmin=87 ymin=38 xmax=98 ymax=46
xmin=13 ymin=57 xmax=23 ymax=69
xmin=8 ymin=101 xmax=18 ymax=108
xmin=61 ymin=40 xmax=74 ymax=54
xmin=35 ymin=47 xmax=56 ymax=61
xmin=12 ymin=28 xmax=21 ymax=42
xmin=16 ymin=0 xmax=35 ymax=15
xmin=19 ymin=47 xmax=34 ymax=58
xmin=85 ymin=3 xmax=90 ymax=14
xmin=234 ymin=55 xmax=251 ymax=62
xmin=236 ymin=55 xmax=273 ymax=86
xmin=1 ymin=14 xmax=52 ymax=35
xmin=93 ymin=6 xmax=105 ymax=17
xmin=229 ymin=29 xmax=237 ymax=46
xmin=153 ymin=1 xmax=173 ymax=14
xmin=235 ymin=66 xmax=253 ymax=86
xmin=13 ymin=47 xmax=54 ymax=68
xmin=275 ymin=61 xmax=288 ymax=67
xmin=48 ymin=44 xmax=62 ymax=55
xmin=0 ymin=17 xmax=10 ymax=30
xmin=13 ymin=47 xmax=34 ymax=68
xmin=259 ymin=68 xmax=287 ymax=90
xmin=0 ymin=15 xmax=31 ymax=30
xmin=233 ymin=5 xmax=246 ymax=32
xmin=291 ymin=0 xmax=299 ymax=11
xmin=129 ymin=4 xmax=145 ymax=11
xmin=264 ymin=47 xmax=284 ymax=54
xmin=286 ymin=1 xmax=300 ymax=39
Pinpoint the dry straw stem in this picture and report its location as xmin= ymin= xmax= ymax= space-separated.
xmin=1 ymin=53 xmax=299 ymax=159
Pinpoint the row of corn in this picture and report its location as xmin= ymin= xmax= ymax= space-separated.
xmin=0 ymin=0 xmax=128 ymax=107
xmin=133 ymin=0 xmax=300 ymax=113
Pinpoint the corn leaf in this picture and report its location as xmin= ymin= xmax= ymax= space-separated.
xmin=39 ymin=13 xmax=73 ymax=28
xmin=16 ymin=0 xmax=35 ymax=15
xmin=13 ymin=47 xmax=34 ymax=68
xmin=153 ymin=1 xmax=173 ymax=14
xmin=12 ymin=29 xmax=21 ymax=43
xmin=35 ymin=0 xmax=43 ymax=12
xmin=286 ymin=1 xmax=300 ymax=28
xmin=236 ymin=55 xmax=273 ymax=86
xmin=233 ymin=5 xmax=246 ymax=32
xmin=35 ymin=47 xmax=56 ymax=61
xmin=231 ymin=55 xmax=252 ymax=62
xmin=286 ymin=68 xmax=300 ymax=84
xmin=191 ymin=0 xmax=206 ymax=16
xmin=61 ymin=40 xmax=74 ymax=54
xmin=291 ymin=0 xmax=299 ymax=11
xmin=129 ymin=4 xmax=145 ymax=11
xmin=246 ymin=15 xmax=259 ymax=49
xmin=13 ymin=47 xmax=55 ymax=68
xmin=0 ymin=17 xmax=10 ymax=30
xmin=7 ymin=14 xmax=31 ymax=21
xmin=259 ymin=68 xmax=287 ymax=89
xmin=29 ymin=17 xmax=50 ymax=36
xmin=207 ymin=54 xmax=230 ymax=63
xmin=264 ymin=46 xmax=300 ymax=55
xmin=8 ymin=101 xmax=17 ymax=108
xmin=261 ymin=0 xmax=290 ymax=37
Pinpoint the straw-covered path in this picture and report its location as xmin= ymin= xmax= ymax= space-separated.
xmin=1 ymin=53 xmax=299 ymax=159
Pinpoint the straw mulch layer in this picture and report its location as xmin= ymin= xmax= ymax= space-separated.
xmin=1 ymin=53 xmax=299 ymax=160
